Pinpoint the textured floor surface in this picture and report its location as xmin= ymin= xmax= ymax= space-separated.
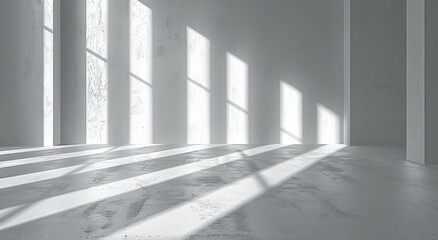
xmin=0 ymin=144 xmax=437 ymax=240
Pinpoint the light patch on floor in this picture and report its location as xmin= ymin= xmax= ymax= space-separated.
xmin=0 ymin=145 xmax=437 ymax=240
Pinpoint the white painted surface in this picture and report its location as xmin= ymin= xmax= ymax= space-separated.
xmin=2 ymin=0 xmax=344 ymax=145
xmin=280 ymin=81 xmax=302 ymax=144
xmin=424 ymin=0 xmax=438 ymax=165
xmin=57 ymin=0 xmax=344 ymax=145
xmin=406 ymin=0 xmax=425 ymax=164
xmin=406 ymin=0 xmax=438 ymax=165
xmin=227 ymin=53 xmax=249 ymax=144
xmin=0 ymin=0 xmax=44 ymax=146
xmin=350 ymin=0 xmax=406 ymax=147
xmin=60 ymin=0 xmax=87 ymax=144
xmin=187 ymin=27 xmax=211 ymax=144
xmin=317 ymin=104 xmax=341 ymax=144
xmin=343 ymin=0 xmax=351 ymax=145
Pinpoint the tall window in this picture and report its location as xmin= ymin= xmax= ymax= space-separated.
xmin=129 ymin=0 xmax=153 ymax=144
xmin=43 ymin=0 xmax=54 ymax=146
xmin=86 ymin=0 xmax=108 ymax=144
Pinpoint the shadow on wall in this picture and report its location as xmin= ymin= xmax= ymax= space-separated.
xmin=186 ymin=25 xmax=342 ymax=144
xmin=186 ymin=25 xmax=251 ymax=144
xmin=47 ymin=0 xmax=344 ymax=145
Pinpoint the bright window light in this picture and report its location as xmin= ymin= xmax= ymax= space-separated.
xmin=317 ymin=104 xmax=340 ymax=144
xmin=130 ymin=0 xmax=152 ymax=144
xmin=43 ymin=0 xmax=53 ymax=146
xmin=187 ymin=27 xmax=210 ymax=144
xmin=280 ymin=80 xmax=303 ymax=144
xmin=86 ymin=0 xmax=108 ymax=144
xmin=227 ymin=53 xmax=248 ymax=144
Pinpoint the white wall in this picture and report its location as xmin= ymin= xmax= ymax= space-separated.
xmin=0 ymin=0 xmax=61 ymax=147
xmin=406 ymin=0 xmax=438 ymax=165
xmin=0 ymin=0 xmax=421 ymax=148
xmin=407 ymin=0 xmax=438 ymax=165
xmin=344 ymin=0 xmax=351 ymax=146
xmin=73 ymin=0 xmax=343 ymax=144
xmin=0 ymin=0 xmax=44 ymax=146
xmin=407 ymin=0 xmax=425 ymax=164
xmin=1 ymin=0 xmax=345 ymax=145
xmin=60 ymin=0 xmax=87 ymax=144
xmin=424 ymin=0 xmax=438 ymax=165
xmin=143 ymin=0 xmax=345 ymax=144
xmin=349 ymin=0 xmax=406 ymax=147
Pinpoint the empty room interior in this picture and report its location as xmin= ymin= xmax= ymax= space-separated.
xmin=0 ymin=0 xmax=437 ymax=239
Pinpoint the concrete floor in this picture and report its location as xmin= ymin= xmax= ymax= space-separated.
xmin=0 ymin=144 xmax=437 ymax=240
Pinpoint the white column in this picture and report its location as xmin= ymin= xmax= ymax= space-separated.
xmin=407 ymin=0 xmax=438 ymax=165
xmin=60 ymin=0 xmax=87 ymax=144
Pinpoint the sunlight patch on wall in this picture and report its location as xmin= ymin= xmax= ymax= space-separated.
xmin=227 ymin=53 xmax=248 ymax=144
xmin=129 ymin=0 xmax=153 ymax=144
xmin=187 ymin=27 xmax=210 ymax=144
xmin=86 ymin=0 xmax=108 ymax=144
xmin=317 ymin=104 xmax=340 ymax=144
xmin=280 ymin=81 xmax=302 ymax=144
xmin=43 ymin=0 xmax=53 ymax=146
